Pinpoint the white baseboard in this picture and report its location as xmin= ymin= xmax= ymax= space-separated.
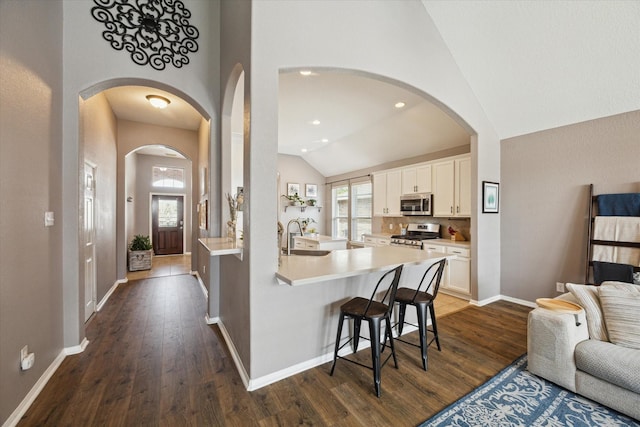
xmin=216 ymin=321 xmax=251 ymax=390
xmin=97 ymin=279 xmax=126 ymax=312
xmin=2 ymin=336 xmax=90 ymax=427
xmin=65 ymin=337 xmax=90 ymax=355
xmin=500 ymin=295 xmax=537 ymax=308
xmin=193 ymin=272 xmax=207 ymax=298
xmin=205 ymin=314 xmax=219 ymax=324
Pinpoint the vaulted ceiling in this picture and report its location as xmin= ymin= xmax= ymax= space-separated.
xmin=101 ymin=1 xmax=640 ymax=176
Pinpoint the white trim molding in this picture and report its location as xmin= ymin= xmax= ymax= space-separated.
xmin=97 ymin=279 xmax=126 ymax=312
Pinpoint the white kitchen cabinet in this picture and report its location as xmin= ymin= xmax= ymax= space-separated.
xmin=422 ymin=243 xmax=470 ymax=297
xmin=373 ymin=170 xmax=401 ymax=216
xmin=363 ymin=235 xmax=391 ymax=247
xmin=401 ymin=164 xmax=431 ymax=194
xmin=294 ymin=236 xmax=347 ymax=251
xmin=445 ymin=246 xmax=470 ymax=295
xmin=432 ymin=156 xmax=470 ymax=217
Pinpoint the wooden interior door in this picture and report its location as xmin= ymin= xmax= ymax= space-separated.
xmin=152 ymin=195 xmax=184 ymax=255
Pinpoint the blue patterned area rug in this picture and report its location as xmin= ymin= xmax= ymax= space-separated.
xmin=420 ymin=354 xmax=639 ymax=427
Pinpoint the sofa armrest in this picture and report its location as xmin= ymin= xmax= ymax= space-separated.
xmin=527 ymin=307 xmax=589 ymax=392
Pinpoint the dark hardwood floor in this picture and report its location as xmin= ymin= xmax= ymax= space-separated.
xmin=18 ymin=274 xmax=531 ymax=426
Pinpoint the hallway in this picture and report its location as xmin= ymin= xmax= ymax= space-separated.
xmin=126 ymin=254 xmax=192 ymax=281
xmin=17 ymin=271 xmax=529 ymax=426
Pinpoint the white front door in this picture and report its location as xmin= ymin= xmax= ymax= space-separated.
xmin=84 ymin=162 xmax=97 ymax=322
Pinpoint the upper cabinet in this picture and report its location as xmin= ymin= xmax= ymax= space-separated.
xmin=401 ymin=164 xmax=431 ymax=194
xmin=373 ymin=154 xmax=470 ymax=218
xmin=373 ymin=169 xmax=402 ymax=216
xmin=432 ymin=155 xmax=471 ymax=217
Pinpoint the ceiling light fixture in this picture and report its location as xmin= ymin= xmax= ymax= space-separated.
xmin=146 ymin=95 xmax=171 ymax=109
xmin=311 ymin=119 xmax=321 ymax=125
xmin=301 ymin=148 xmax=308 ymax=153
xmin=321 ymin=138 xmax=329 ymax=143
xmin=395 ymin=102 xmax=406 ymax=109
xmin=299 ymin=70 xmax=313 ymax=76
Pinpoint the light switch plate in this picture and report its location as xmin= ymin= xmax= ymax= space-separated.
xmin=44 ymin=211 xmax=55 ymax=227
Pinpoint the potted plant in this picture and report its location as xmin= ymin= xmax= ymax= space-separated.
xmin=282 ymin=193 xmax=304 ymax=206
xmin=307 ymin=198 xmax=317 ymax=206
xmin=128 ymin=234 xmax=153 ymax=271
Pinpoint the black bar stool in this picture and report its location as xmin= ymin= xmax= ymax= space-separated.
xmin=393 ymin=258 xmax=446 ymax=370
xmin=329 ymin=265 xmax=403 ymax=397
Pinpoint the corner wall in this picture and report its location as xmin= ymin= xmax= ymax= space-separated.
xmin=501 ymin=110 xmax=640 ymax=301
xmin=0 ymin=1 xmax=64 ymax=423
xmin=82 ymin=93 xmax=118 ymax=303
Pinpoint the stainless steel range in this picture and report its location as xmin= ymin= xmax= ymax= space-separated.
xmin=390 ymin=223 xmax=440 ymax=249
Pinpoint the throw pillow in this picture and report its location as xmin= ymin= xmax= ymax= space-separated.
xmin=566 ymin=283 xmax=609 ymax=341
xmin=599 ymin=282 xmax=640 ymax=350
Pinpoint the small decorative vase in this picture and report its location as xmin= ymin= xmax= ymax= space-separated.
xmin=227 ymin=220 xmax=236 ymax=241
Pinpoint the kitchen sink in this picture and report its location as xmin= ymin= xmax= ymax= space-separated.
xmin=283 ymin=249 xmax=331 ymax=256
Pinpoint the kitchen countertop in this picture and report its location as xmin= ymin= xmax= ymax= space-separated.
xmin=276 ymin=246 xmax=450 ymax=286
xmin=295 ymin=234 xmax=347 ymax=243
xmin=362 ymin=233 xmax=394 ymax=239
xmin=428 ymin=238 xmax=471 ymax=249
xmin=199 ymin=237 xmax=243 ymax=256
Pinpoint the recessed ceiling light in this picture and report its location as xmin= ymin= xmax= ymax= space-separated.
xmin=299 ymin=70 xmax=313 ymax=76
xmin=146 ymin=95 xmax=170 ymax=109
xmin=395 ymin=102 xmax=406 ymax=109
xmin=321 ymin=138 xmax=329 ymax=143
xmin=301 ymin=148 xmax=308 ymax=153
xmin=311 ymin=120 xmax=320 ymax=125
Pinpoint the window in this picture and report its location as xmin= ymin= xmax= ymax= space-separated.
xmin=332 ymin=184 xmax=349 ymax=239
xmin=331 ymin=179 xmax=372 ymax=240
xmin=152 ymin=166 xmax=184 ymax=188
xmin=351 ymin=181 xmax=372 ymax=240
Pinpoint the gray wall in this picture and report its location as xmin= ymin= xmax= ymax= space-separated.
xmin=82 ymin=92 xmax=118 ymax=303
xmin=278 ymin=154 xmax=327 ymax=240
xmin=247 ymin=0 xmax=500 ymax=379
xmin=117 ymin=119 xmax=200 ymax=279
xmin=0 ymin=0 xmax=64 ymax=422
xmin=501 ymin=110 xmax=640 ymax=301
xmin=132 ymin=153 xmax=193 ymax=253
xmin=218 ymin=0 xmax=253 ymax=375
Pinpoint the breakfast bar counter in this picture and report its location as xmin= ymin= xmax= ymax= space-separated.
xmin=276 ymin=246 xmax=450 ymax=286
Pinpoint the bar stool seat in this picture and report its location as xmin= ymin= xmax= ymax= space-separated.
xmin=329 ymin=265 xmax=403 ymax=397
xmin=393 ymin=258 xmax=446 ymax=371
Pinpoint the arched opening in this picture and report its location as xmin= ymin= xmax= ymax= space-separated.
xmin=79 ymin=81 xmax=208 ymax=322
xmin=221 ymin=66 xmax=245 ymax=242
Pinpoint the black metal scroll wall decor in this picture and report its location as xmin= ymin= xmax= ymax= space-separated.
xmin=91 ymin=0 xmax=199 ymax=71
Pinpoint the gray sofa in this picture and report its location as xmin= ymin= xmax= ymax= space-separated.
xmin=527 ymin=284 xmax=640 ymax=421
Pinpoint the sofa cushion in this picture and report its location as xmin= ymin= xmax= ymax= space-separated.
xmin=575 ymin=340 xmax=640 ymax=394
xmin=599 ymin=282 xmax=640 ymax=350
xmin=566 ymin=283 xmax=609 ymax=341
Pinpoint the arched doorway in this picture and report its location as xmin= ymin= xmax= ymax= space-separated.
xmin=79 ymin=82 xmax=208 ymax=322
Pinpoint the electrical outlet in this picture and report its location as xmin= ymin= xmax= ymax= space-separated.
xmin=20 ymin=345 xmax=28 ymax=361
xmin=556 ymin=282 xmax=565 ymax=293
xmin=389 ymin=224 xmax=393 ymax=230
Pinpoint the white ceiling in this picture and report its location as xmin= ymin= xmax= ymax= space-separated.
xmin=102 ymin=1 xmax=640 ymax=176
xmin=422 ymin=0 xmax=640 ymax=139
xmin=278 ymin=70 xmax=470 ymax=177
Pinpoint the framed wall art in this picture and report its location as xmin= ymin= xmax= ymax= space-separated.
xmin=305 ymin=184 xmax=318 ymax=198
xmin=287 ymin=182 xmax=300 ymax=196
xmin=482 ymin=181 xmax=499 ymax=213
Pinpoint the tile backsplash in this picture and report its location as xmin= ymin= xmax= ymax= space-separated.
xmin=376 ymin=217 xmax=471 ymax=241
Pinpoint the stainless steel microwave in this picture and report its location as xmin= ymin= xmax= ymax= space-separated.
xmin=400 ymin=193 xmax=432 ymax=216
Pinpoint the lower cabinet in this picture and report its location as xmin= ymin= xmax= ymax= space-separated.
xmin=423 ymin=243 xmax=471 ymax=297
xmin=363 ymin=235 xmax=391 ymax=247
xmin=294 ymin=237 xmax=347 ymax=251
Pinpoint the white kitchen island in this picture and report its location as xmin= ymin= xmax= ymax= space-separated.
xmin=277 ymin=246 xmax=451 ymax=286
xmin=293 ymin=234 xmax=347 ymax=251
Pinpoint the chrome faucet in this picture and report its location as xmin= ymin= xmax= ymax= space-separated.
xmin=286 ymin=219 xmax=304 ymax=256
